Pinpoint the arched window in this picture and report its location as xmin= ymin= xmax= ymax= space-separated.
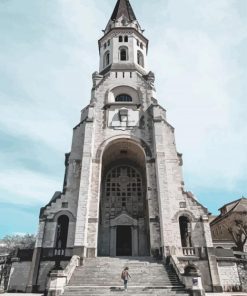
xmin=116 ymin=94 xmax=132 ymax=102
xmin=120 ymin=48 xmax=128 ymax=61
xmin=179 ymin=216 xmax=192 ymax=247
xmin=124 ymin=36 xmax=128 ymax=42
xmin=55 ymin=215 xmax=69 ymax=251
xmin=119 ymin=36 xmax=123 ymax=42
xmin=103 ymin=165 xmax=144 ymax=219
xmin=137 ymin=51 xmax=144 ymax=67
xmin=104 ymin=51 xmax=110 ymax=68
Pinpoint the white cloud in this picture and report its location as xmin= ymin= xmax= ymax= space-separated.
xmin=147 ymin=0 xmax=247 ymax=194
xmin=0 ymin=169 xmax=60 ymax=205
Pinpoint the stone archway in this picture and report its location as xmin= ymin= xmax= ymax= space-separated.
xmin=97 ymin=139 xmax=150 ymax=257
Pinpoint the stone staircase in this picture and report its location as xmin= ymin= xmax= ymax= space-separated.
xmin=63 ymin=257 xmax=189 ymax=296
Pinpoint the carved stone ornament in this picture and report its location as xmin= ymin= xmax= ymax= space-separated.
xmin=110 ymin=213 xmax=138 ymax=227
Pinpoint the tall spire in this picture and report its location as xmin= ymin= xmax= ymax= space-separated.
xmin=110 ymin=0 xmax=137 ymax=22
xmin=104 ymin=0 xmax=142 ymax=34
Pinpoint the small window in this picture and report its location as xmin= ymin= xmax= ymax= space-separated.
xmin=62 ymin=202 xmax=68 ymax=208
xmin=120 ymin=49 xmax=127 ymax=61
xmin=119 ymin=36 xmax=123 ymax=42
xmin=106 ymin=53 xmax=110 ymax=65
xmin=104 ymin=51 xmax=110 ymax=68
xmin=124 ymin=36 xmax=128 ymax=42
xmin=137 ymin=51 xmax=144 ymax=67
xmin=104 ymin=43 xmax=107 ymax=49
xmin=116 ymin=94 xmax=132 ymax=102
xmin=108 ymin=39 xmax=110 ymax=46
xmin=140 ymin=42 xmax=143 ymax=49
xmin=137 ymin=40 xmax=139 ymax=46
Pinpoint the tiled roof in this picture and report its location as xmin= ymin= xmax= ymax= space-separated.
xmin=111 ymin=0 xmax=137 ymax=21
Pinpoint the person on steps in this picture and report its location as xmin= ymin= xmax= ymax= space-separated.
xmin=121 ymin=267 xmax=131 ymax=291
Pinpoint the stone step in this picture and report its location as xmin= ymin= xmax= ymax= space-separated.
xmin=63 ymin=287 xmax=189 ymax=296
xmin=64 ymin=257 xmax=187 ymax=296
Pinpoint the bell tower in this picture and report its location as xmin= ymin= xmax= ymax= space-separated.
xmin=99 ymin=0 xmax=148 ymax=74
xmin=26 ymin=0 xmax=221 ymax=293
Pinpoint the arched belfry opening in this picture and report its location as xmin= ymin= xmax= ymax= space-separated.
xmin=98 ymin=139 xmax=150 ymax=257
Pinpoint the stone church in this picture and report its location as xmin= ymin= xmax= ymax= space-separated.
xmin=8 ymin=0 xmax=247 ymax=295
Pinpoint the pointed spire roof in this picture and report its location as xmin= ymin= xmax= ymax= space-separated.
xmin=110 ymin=0 xmax=137 ymax=22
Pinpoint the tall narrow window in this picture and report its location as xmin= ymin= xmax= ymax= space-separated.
xmin=104 ymin=51 xmax=110 ymax=68
xmin=140 ymin=43 xmax=143 ymax=49
xmin=119 ymin=36 xmax=123 ymax=42
xmin=179 ymin=216 xmax=192 ymax=248
xmin=120 ymin=49 xmax=127 ymax=61
xmin=124 ymin=36 xmax=128 ymax=42
xmin=137 ymin=51 xmax=144 ymax=67
xmin=106 ymin=52 xmax=110 ymax=65
xmin=55 ymin=215 xmax=69 ymax=251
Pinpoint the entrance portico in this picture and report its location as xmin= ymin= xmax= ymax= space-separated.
xmin=110 ymin=213 xmax=138 ymax=256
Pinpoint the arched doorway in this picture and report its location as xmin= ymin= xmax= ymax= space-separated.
xmin=97 ymin=139 xmax=150 ymax=257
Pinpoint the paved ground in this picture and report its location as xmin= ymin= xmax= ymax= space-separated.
xmin=2 ymin=292 xmax=247 ymax=295
xmin=206 ymin=294 xmax=247 ymax=296
xmin=2 ymin=294 xmax=43 ymax=296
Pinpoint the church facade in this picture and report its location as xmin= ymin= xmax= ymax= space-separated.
xmin=10 ymin=0 xmax=245 ymax=294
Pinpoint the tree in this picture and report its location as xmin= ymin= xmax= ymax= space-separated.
xmin=0 ymin=234 xmax=36 ymax=253
xmin=228 ymin=214 xmax=247 ymax=252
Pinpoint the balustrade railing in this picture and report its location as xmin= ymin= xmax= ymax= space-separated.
xmin=54 ymin=249 xmax=65 ymax=256
xmin=182 ymin=247 xmax=196 ymax=256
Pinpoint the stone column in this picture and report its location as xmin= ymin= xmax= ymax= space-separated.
xmin=86 ymin=161 xmax=102 ymax=257
xmin=132 ymin=226 xmax=138 ymax=256
xmin=145 ymin=161 xmax=161 ymax=254
xmin=74 ymin=120 xmax=95 ymax=258
xmin=201 ymin=215 xmax=213 ymax=247
xmin=26 ymin=220 xmax=45 ymax=292
xmin=110 ymin=226 xmax=117 ymax=257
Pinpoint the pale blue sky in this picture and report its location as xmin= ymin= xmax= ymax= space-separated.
xmin=0 ymin=0 xmax=246 ymax=237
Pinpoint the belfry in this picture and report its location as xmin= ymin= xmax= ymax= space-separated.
xmin=21 ymin=0 xmax=227 ymax=294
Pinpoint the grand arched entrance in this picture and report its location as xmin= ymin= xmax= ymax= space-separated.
xmin=97 ymin=139 xmax=150 ymax=256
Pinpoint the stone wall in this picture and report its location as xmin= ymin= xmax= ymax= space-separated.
xmin=8 ymin=261 xmax=31 ymax=292
xmin=37 ymin=260 xmax=69 ymax=292
xmin=217 ymin=261 xmax=240 ymax=292
xmin=237 ymin=261 xmax=247 ymax=292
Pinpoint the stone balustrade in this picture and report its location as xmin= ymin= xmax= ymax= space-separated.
xmin=47 ymin=255 xmax=80 ymax=296
xmin=183 ymin=247 xmax=196 ymax=256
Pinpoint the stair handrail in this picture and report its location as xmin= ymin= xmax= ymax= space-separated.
xmin=64 ymin=255 xmax=80 ymax=284
xmin=169 ymin=255 xmax=185 ymax=283
xmin=169 ymin=254 xmax=205 ymax=296
xmin=47 ymin=255 xmax=80 ymax=296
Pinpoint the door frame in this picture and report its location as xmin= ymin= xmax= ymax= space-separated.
xmin=110 ymin=213 xmax=138 ymax=256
